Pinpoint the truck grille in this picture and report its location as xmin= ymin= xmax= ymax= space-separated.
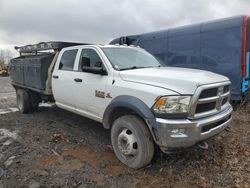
xmin=189 ymin=82 xmax=231 ymax=119
xmin=199 ymin=88 xmax=218 ymax=99
xmin=195 ymin=102 xmax=216 ymax=113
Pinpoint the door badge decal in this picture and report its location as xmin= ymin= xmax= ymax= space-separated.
xmin=95 ymin=90 xmax=105 ymax=98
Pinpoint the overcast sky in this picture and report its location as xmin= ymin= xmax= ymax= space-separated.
xmin=0 ymin=0 xmax=250 ymax=54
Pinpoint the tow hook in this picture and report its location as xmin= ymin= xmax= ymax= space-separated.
xmin=197 ymin=141 xmax=209 ymax=150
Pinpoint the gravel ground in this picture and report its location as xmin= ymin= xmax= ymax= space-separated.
xmin=0 ymin=77 xmax=249 ymax=188
xmin=0 ymin=77 xmax=16 ymax=109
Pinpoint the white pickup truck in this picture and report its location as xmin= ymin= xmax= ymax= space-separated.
xmin=10 ymin=42 xmax=233 ymax=169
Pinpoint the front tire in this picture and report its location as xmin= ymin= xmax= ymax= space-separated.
xmin=111 ymin=115 xmax=155 ymax=169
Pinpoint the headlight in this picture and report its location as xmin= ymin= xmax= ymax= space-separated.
xmin=152 ymin=96 xmax=191 ymax=118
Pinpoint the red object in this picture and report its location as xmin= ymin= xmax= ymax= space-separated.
xmin=242 ymin=16 xmax=248 ymax=77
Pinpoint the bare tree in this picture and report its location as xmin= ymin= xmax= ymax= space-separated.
xmin=0 ymin=49 xmax=5 ymax=64
xmin=0 ymin=49 xmax=14 ymax=64
xmin=4 ymin=49 xmax=13 ymax=64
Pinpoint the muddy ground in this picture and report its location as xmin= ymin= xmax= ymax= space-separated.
xmin=0 ymin=76 xmax=249 ymax=188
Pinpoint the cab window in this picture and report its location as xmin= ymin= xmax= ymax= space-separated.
xmin=59 ymin=49 xmax=78 ymax=71
xmin=79 ymin=49 xmax=103 ymax=71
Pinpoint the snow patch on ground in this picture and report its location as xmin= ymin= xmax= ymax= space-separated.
xmin=0 ymin=103 xmax=54 ymax=115
xmin=0 ymin=128 xmax=18 ymax=141
xmin=3 ymin=139 xmax=13 ymax=146
xmin=0 ymin=108 xmax=19 ymax=115
xmin=40 ymin=103 xmax=54 ymax=107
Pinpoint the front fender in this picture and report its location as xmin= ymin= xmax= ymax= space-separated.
xmin=103 ymin=95 xmax=155 ymax=129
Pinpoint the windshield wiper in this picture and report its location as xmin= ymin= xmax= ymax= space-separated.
xmin=147 ymin=65 xmax=162 ymax=68
xmin=119 ymin=65 xmax=161 ymax=71
xmin=119 ymin=66 xmax=146 ymax=71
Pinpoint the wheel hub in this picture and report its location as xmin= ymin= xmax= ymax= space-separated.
xmin=117 ymin=129 xmax=138 ymax=156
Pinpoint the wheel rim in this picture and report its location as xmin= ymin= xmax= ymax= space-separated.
xmin=117 ymin=128 xmax=138 ymax=157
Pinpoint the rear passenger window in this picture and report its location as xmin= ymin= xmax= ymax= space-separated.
xmin=59 ymin=49 xmax=78 ymax=71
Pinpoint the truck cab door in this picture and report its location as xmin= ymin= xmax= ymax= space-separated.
xmin=52 ymin=49 xmax=79 ymax=111
xmin=73 ymin=48 xmax=110 ymax=121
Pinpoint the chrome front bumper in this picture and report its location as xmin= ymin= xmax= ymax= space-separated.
xmin=152 ymin=105 xmax=233 ymax=151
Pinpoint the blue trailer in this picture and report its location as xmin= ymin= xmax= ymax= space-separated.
xmin=110 ymin=15 xmax=250 ymax=102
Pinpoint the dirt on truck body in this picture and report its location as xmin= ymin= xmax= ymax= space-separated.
xmin=0 ymin=77 xmax=249 ymax=187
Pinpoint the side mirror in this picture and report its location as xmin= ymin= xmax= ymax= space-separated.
xmin=82 ymin=66 xmax=107 ymax=75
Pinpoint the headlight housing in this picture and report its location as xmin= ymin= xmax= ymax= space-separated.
xmin=152 ymin=96 xmax=191 ymax=118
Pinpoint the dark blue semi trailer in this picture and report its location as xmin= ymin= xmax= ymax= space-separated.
xmin=110 ymin=15 xmax=250 ymax=102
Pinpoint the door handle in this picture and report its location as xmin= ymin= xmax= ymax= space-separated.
xmin=74 ymin=78 xmax=82 ymax=82
xmin=53 ymin=75 xmax=59 ymax=79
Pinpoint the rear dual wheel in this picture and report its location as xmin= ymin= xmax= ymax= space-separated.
xmin=16 ymin=89 xmax=40 ymax=113
xmin=111 ymin=115 xmax=155 ymax=169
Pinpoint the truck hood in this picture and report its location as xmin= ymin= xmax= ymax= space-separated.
xmin=119 ymin=67 xmax=229 ymax=94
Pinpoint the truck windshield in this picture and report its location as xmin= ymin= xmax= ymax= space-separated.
xmin=101 ymin=47 xmax=161 ymax=70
